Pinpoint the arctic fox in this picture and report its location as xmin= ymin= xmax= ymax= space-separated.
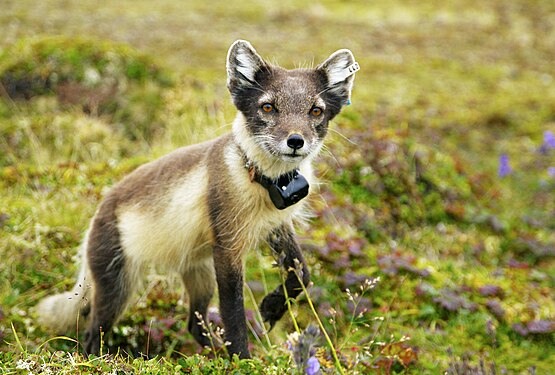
xmin=37 ymin=40 xmax=358 ymax=358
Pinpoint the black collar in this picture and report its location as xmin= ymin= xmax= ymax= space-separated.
xmin=240 ymin=150 xmax=310 ymax=210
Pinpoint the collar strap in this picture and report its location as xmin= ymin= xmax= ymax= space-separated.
xmin=241 ymin=152 xmax=309 ymax=210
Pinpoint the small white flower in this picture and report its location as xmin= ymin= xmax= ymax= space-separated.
xmin=120 ymin=326 xmax=133 ymax=336
xmin=16 ymin=359 xmax=33 ymax=370
xmin=84 ymin=67 xmax=101 ymax=85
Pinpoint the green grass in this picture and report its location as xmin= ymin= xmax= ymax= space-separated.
xmin=1 ymin=0 xmax=554 ymax=373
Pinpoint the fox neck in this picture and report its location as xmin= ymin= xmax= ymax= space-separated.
xmin=231 ymin=112 xmax=317 ymax=179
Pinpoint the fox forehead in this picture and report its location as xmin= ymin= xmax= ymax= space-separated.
xmin=256 ymin=67 xmax=326 ymax=110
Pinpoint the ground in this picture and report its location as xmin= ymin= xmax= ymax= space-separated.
xmin=0 ymin=0 xmax=554 ymax=374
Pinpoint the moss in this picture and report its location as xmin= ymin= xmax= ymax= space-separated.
xmin=0 ymin=36 xmax=170 ymax=96
xmin=326 ymin=128 xmax=477 ymax=233
xmin=0 ymin=37 xmax=174 ymax=143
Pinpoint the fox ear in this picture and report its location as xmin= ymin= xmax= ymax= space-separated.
xmin=317 ymin=49 xmax=358 ymax=106
xmin=227 ymin=40 xmax=268 ymax=94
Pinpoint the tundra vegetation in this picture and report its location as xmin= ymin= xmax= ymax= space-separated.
xmin=0 ymin=0 xmax=554 ymax=374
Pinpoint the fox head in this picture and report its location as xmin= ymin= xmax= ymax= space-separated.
xmin=227 ymin=40 xmax=357 ymax=177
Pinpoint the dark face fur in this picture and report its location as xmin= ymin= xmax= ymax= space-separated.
xmin=227 ymin=41 xmax=356 ymax=166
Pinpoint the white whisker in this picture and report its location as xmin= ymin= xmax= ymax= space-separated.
xmin=329 ymin=127 xmax=357 ymax=145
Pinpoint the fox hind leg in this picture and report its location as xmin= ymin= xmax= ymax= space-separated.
xmin=83 ymin=199 xmax=134 ymax=355
xmin=182 ymin=260 xmax=216 ymax=348
xmin=84 ymin=269 xmax=131 ymax=355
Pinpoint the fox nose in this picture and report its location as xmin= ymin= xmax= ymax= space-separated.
xmin=287 ymin=134 xmax=304 ymax=150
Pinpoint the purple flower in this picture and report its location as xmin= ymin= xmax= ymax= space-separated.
xmin=287 ymin=326 xmax=321 ymax=371
xmin=544 ymin=131 xmax=555 ymax=148
xmin=485 ymin=299 xmax=505 ymax=320
xmin=498 ymin=154 xmax=512 ymax=178
xmin=548 ymin=167 xmax=555 ymax=178
xmin=540 ymin=131 xmax=555 ymax=153
xmin=306 ymin=356 xmax=320 ymax=375
xmin=478 ymin=285 xmax=504 ymax=297
xmin=527 ymin=319 xmax=555 ymax=334
xmin=512 ymin=323 xmax=528 ymax=336
xmin=513 ymin=320 xmax=555 ymax=336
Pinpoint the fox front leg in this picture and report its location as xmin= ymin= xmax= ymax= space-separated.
xmin=260 ymin=224 xmax=310 ymax=329
xmin=213 ymin=243 xmax=250 ymax=359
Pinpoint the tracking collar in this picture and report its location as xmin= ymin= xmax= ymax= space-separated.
xmin=243 ymin=155 xmax=309 ymax=210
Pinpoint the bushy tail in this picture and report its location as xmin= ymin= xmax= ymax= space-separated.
xmin=36 ymin=241 xmax=93 ymax=334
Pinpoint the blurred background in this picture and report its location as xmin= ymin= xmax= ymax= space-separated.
xmin=0 ymin=0 xmax=554 ymax=373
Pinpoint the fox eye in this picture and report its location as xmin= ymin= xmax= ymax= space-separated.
xmin=310 ymin=106 xmax=323 ymax=117
xmin=262 ymin=103 xmax=274 ymax=113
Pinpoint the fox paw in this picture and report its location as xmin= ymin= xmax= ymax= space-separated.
xmin=260 ymin=291 xmax=287 ymax=330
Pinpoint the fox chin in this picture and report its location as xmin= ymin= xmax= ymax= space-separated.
xmin=36 ymin=39 xmax=358 ymax=359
